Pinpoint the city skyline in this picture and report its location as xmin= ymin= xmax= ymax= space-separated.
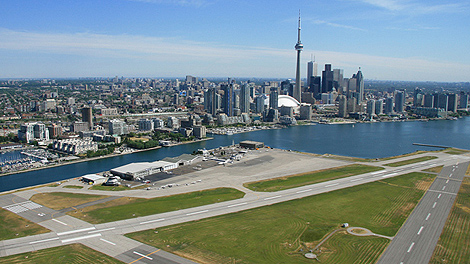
xmin=1 ymin=0 xmax=469 ymax=82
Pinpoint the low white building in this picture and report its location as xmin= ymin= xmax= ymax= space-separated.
xmin=110 ymin=160 xmax=178 ymax=180
xmin=52 ymin=138 xmax=98 ymax=155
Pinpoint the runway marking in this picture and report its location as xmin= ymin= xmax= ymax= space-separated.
xmin=264 ymin=195 xmax=282 ymax=200
xmin=57 ymin=227 xmax=95 ymax=236
xmin=228 ymin=202 xmax=248 ymax=208
xmin=417 ymin=226 xmax=424 ymax=235
xmin=129 ymin=249 xmax=160 ymax=264
xmin=100 ymin=238 xmax=116 ymax=246
xmin=140 ymin=219 xmax=165 ymax=225
xmin=442 ymin=186 xmax=446 ymax=191
xmin=350 ymin=178 xmax=363 ymax=182
xmin=52 ymin=219 xmax=68 ymax=226
xmin=186 ymin=210 xmax=209 ymax=216
xmin=438 ymin=194 xmax=442 ymax=199
xmin=428 ymin=190 xmax=458 ymax=195
xmin=29 ymin=237 xmax=59 ymax=244
xmin=433 ymin=202 xmax=437 ymax=208
xmin=325 ymin=183 xmax=339 ymax=187
xmin=61 ymin=233 xmax=101 ymax=243
xmin=426 ymin=213 xmax=431 ymax=221
xmin=371 ymin=171 xmax=382 ymax=175
xmin=89 ymin=227 xmax=115 ymax=233
xmin=296 ymin=189 xmax=312 ymax=194
xmin=133 ymin=251 xmax=153 ymax=260
xmin=382 ymin=173 xmax=397 ymax=178
xmin=449 ymin=174 xmax=453 ymax=177
xmin=407 ymin=242 xmax=415 ymax=253
xmin=2 ymin=201 xmax=43 ymax=214
xmin=446 ymin=179 xmax=449 ymax=183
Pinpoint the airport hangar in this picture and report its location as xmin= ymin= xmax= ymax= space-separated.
xmin=110 ymin=154 xmax=200 ymax=180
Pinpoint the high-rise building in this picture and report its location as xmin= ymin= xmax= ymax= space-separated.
xmin=460 ymin=92 xmax=469 ymax=109
xmin=299 ymin=104 xmax=312 ymax=120
xmin=322 ymin=64 xmax=334 ymax=93
xmin=308 ymin=76 xmax=321 ymax=97
xmin=355 ymin=68 xmax=364 ymax=102
xmin=413 ymin=88 xmax=423 ymax=107
xmin=294 ymin=12 xmax=303 ymax=103
xmin=222 ymin=84 xmax=233 ymax=117
xmin=306 ymin=57 xmax=317 ymax=87
xmin=385 ymin=97 xmax=394 ymax=114
xmin=255 ymin=95 xmax=265 ymax=114
xmin=240 ymin=83 xmax=251 ymax=113
xmin=204 ymin=87 xmax=218 ymax=116
xmin=395 ymin=91 xmax=405 ymax=113
xmin=424 ymin=94 xmax=434 ymax=108
xmin=366 ymin=100 xmax=376 ymax=116
xmin=18 ymin=122 xmax=49 ymax=143
xmin=269 ymin=87 xmax=279 ymax=110
xmin=333 ymin=69 xmax=344 ymax=92
xmin=139 ymin=119 xmax=154 ymax=131
xmin=338 ymin=95 xmax=348 ymax=117
xmin=109 ymin=119 xmax=128 ymax=135
xmin=81 ymin=107 xmax=93 ymax=130
xmin=448 ymin=93 xmax=458 ymax=112
xmin=375 ymin=99 xmax=384 ymax=115
xmin=437 ymin=94 xmax=449 ymax=111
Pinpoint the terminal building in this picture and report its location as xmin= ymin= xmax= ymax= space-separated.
xmin=110 ymin=160 xmax=178 ymax=180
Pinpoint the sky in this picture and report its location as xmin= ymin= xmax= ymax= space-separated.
xmin=0 ymin=0 xmax=469 ymax=82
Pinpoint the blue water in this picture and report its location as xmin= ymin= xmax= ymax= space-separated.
xmin=1 ymin=117 xmax=470 ymax=192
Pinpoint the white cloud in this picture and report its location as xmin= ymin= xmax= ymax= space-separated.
xmin=310 ymin=19 xmax=367 ymax=32
xmin=359 ymin=0 xmax=466 ymax=15
xmin=0 ymin=28 xmax=469 ymax=81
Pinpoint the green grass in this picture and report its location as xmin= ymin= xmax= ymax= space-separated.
xmin=244 ymin=164 xmax=383 ymax=192
xmin=423 ymin=165 xmax=444 ymax=173
xmin=127 ymin=172 xmax=434 ymax=264
xmin=443 ymin=148 xmax=470 ymax=155
xmin=430 ymin=178 xmax=470 ymax=263
xmin=69 ymin=188 xmax=245 ymax=224
xmin=378 ymin=150 xmax=429 ymax=161
xmin=0 ymin=208 xmax=49 ymax=240
xmin=30 ymin=192 xmax=108 ymax=210
xmin=89 ymin=185 xmax=131 ymax=191
xmin=62 ymin=185 xmax=84 ymax=189
xmin=314 ymin=232 xmax=389 ymax=264
xmin=384 ymin=156 xmax=438 ymax=167
xmin=0 ymin=243 xmax=123 ymax=263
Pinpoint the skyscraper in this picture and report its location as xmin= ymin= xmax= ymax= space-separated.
xmin=81 ymin=106 xmax=92 ymax=130
xmin=356 ymin=68 xmax=364 ymax=102
xmin=306 ymin=56 xmax=317 ymax=88
xmin=240 ymin=83 xmax=251 ymax=113
xmin=395 ymin=91 xmax=405 ymax=113
xmin=322 ymin=64 xmax=334 ymax=93
xmin=222 ymin=84 xmax=233 ymax=117
xmin=269 ymin=87 xmax=279 ymax=110
xmin=294 ymin=11 xmax=303 ymax=103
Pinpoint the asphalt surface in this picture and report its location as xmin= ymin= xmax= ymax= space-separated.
xmin=0 ymin=152 xmax=469 ymax=264
xmin=377 ymin=161 xmax=469 ymax=264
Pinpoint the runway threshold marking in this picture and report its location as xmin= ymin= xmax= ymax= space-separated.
xmin=100 ymin=238 xmax=116 ymax=246
xmin=52 ymin=219 xmax=68 ymax=226
xmin=417 ymin=226 xmax=424 ymax=235
xmin=442 ymin=186 xmax=446 ymax=191
xmin=133 ymin=251 xmax=153 ymax=260
xmin=433 ymin=202 xmax=437 ymax=208
xmin=29 ymin=237 xmax=59 ymax=244
xmin=186 ymin=210 xmax=209 ymax=216
xmin=426 ymin=213 xmax=431 ymax=221
xmin=227 ymin=202 xmax=248 ymax=208
xmin=61 ymin=233 xmax=101 ymax=243
xmin=371 ymin=171 xmax=382 ymax=175
xmin=350 ymin=178 xmax=363 ymax=182
xmin=438 ymin=194 xmax=442 ymax=199
xmin=325 ymin=183 xmax=339 ymax=187
xmin=89 ymin=227 xmax=115 ymax=234
xmin=129 ymin=249 xmax=160 ymax=264
xmin=264 ymin=195 xmax=282 ymax=200
xmin=295 ymin=189 xmax=312 ymax=194
xmin=381 ymin=173 xmax=397 ymax=178
xmin=407 ymin=242 xmax=415 ymax=253
xmin=140 ymin=218 xmax=165 ymax=225
xmin=57 ymin=227 xmax=96 ymax=236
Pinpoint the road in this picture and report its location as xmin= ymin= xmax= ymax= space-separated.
xmin=0 ymin=152 xmax=468 ymax=263
xmin=377 ymin=161 xmax=469 ymax=264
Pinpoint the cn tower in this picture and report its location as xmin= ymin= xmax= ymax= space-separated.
xmin=294 ymin=11 xmax=303 ymax=103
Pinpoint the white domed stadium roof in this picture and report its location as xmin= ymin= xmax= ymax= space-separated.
xmin=265 ymin=95 xmax=301 ymax=111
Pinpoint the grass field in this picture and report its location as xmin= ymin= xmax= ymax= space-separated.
xmin=30 ymin=192 xmax=108 ymax=210
xmin=244 ymin=164 xmax=383 ymax=192
xmin=378 ymin=150 xmax=429 ymax=161
xmin=62 ymin=185 xmax=84 ymax=189
xmin=443 ymin=148 xmax=470 ymax=155
xmin=384 ymin=156 xmax=438 ymax=167
xmin=429 ymin=178 xmax=470 ymax=264
xmin=128 ymin=172 xmax=434 ymax=264
xmin=68 ymin=188 xmax=245 ymax=224
xmin=0 ymin=208 xmax=49 ymax=240
xmin=89 ymin=185 xmax=131 ymax=191
xmin=0 ymin=243 xmax=123 ymax=263
xmin=423 ymin=165 xmax=444 ymax=173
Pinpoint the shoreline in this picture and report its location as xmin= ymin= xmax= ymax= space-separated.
xmin=0 ymin=137 xmax=213 ymax=178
